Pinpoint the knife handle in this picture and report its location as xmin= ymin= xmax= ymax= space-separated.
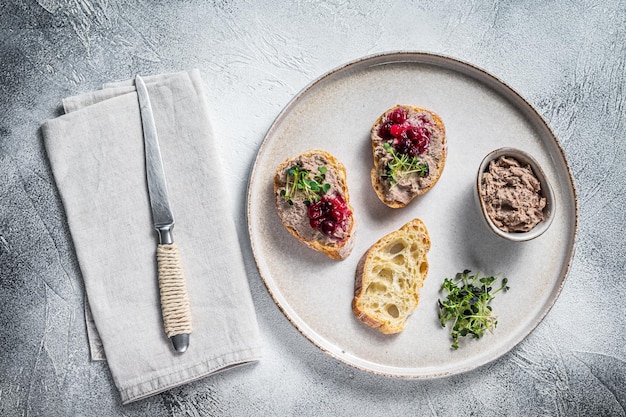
xmin=156 ymin=243 xmax=192 ymax=352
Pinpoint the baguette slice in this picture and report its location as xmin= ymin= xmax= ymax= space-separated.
xmin=274 ymin=150 xmax=356 ymax=260
xmin=371 ymin=105 xmax=447 ymax=208
xmin=352 ymin=218 xmax=430 ymax=334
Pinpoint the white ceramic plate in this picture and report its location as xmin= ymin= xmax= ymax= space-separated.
xmin=247 ymin=52 xmax=577 ymax=378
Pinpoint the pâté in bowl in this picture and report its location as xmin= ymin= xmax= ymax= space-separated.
xmin=476 ymin=147 xmax=555 ymax=242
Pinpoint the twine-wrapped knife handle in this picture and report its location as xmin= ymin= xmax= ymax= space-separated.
xmin=156 ymin=242 xmax=192 ymax=352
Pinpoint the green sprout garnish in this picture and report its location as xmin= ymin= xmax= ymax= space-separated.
xmin=438 ymin=269 xmax=510 ymax=349
xmin=381 ymin=142 xmax=429 ymax=187
xmin=279 ymin=164 xmax=330 ymax=205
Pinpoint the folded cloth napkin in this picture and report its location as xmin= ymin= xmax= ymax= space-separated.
xmin=42 ymin=70 xmax=262 ymax=404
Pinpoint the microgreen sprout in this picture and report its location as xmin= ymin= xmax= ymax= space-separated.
xmin=280 ymin=164 xmax=330 ymax=205
xmin=438 ymin=269 xmax=509 ymax=349
xmin=381 ymin=142 xmax=429 ymax=187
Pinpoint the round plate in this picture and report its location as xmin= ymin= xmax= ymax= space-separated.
xmin=247 ymin=52 xmax=577 ymax=378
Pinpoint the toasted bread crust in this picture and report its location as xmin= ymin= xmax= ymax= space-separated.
xmin=371 ymin=105 xmax=447 ymax=208
xmin=352 ymin=218 xmax=431 ymax=334
xmin=274 ymin=150 xmax=356 ymax=260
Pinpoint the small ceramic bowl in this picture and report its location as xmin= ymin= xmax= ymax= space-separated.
xmin=476 ymin=147 xmax=555 ymax=242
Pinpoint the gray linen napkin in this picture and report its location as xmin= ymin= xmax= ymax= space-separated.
xmin=42 ymin=69 xmax=262 ymax=404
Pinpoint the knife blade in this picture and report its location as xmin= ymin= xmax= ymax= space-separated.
xmin=135 ymin=75 xmax=192 ymax=353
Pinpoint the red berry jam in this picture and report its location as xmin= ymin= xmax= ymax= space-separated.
xmin=307 ymin=194 xmax=351 ymax=238
xmin=389 ymin=107 xmax=407 ymax=124
xmin=377 ymin=106 xmax=431 ymax=156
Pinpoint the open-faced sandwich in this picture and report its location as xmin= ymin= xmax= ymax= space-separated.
xmin=274 ymin=150 xmax=356 ymax=260
xmin=352 ymin=218 xmax=430 ymax=334
xmin=370 ymin=105 xmax=447 ymax=208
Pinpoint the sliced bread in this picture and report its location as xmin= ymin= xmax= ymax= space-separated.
xmin=274 ymin=150 xmax=356 ymax=260
xmin=352 ymin=218 xmax=430 ymax=334
xmin=371 ymin=105 xmax=447 ymax=208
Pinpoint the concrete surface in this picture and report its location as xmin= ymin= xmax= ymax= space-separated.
xmin=1 ymin=1 xmax=625 ymax=416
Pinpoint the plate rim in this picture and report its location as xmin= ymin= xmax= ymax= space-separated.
xmin=246 ymin=50 xmax=579 ymax=378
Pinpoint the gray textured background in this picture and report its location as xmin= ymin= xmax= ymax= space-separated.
xmin=1 ymin=1 xmax=625 ymax=416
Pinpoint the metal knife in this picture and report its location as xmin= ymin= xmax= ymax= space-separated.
xmin=135 ymin=75 xmax=192 ymax=353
